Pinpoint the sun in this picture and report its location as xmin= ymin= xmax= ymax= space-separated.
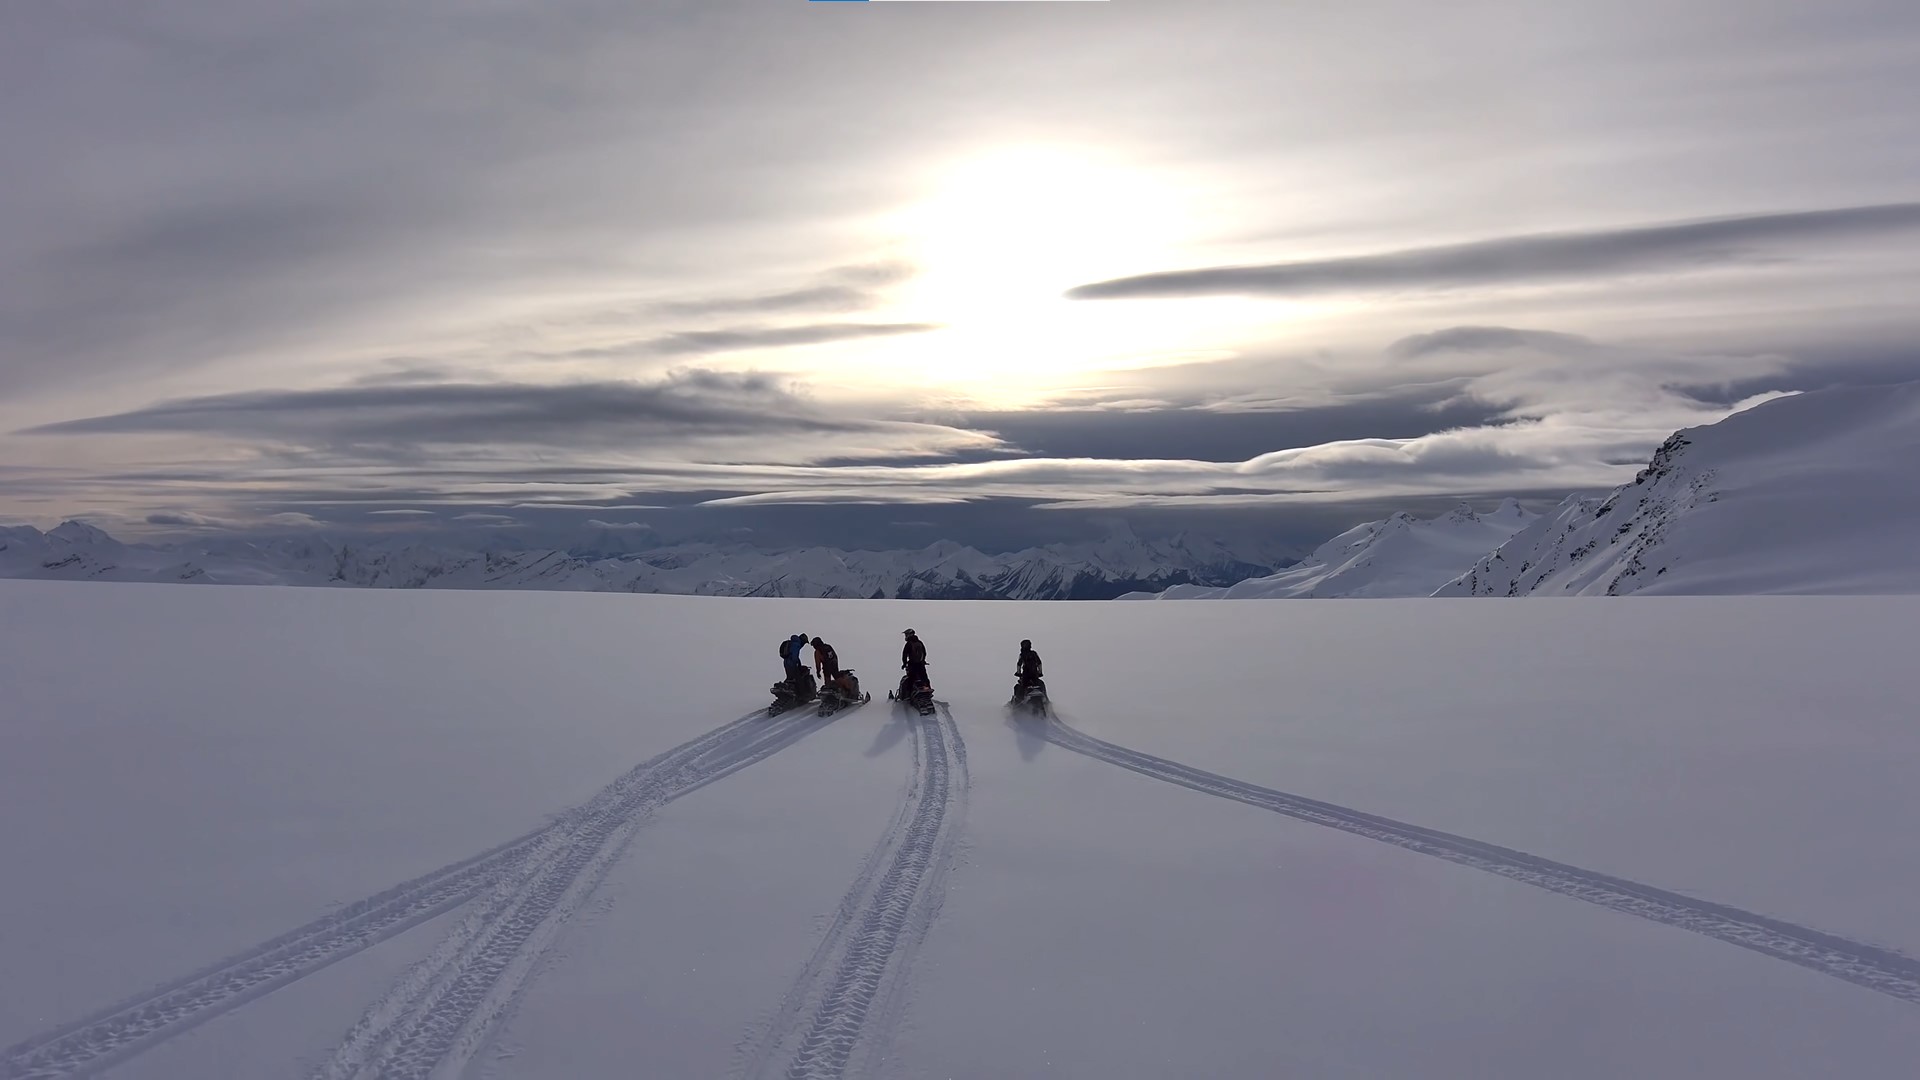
xmin=904 ymin=147 xmax=1167 ymax=316
xmin=860 ymin=146 xmax=1266 ymax=403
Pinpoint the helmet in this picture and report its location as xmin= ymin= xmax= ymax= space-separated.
xmin=811 ymin=636 xmax=824 ymax=645
xmin=1021 ymin=639 xmax=1031 ymax=650
xmin=903 ymin=628 xmax=916 ymax=636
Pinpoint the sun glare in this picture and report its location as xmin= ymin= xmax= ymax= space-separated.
xmin=865 ymin=147 xmax=1271 ymax=405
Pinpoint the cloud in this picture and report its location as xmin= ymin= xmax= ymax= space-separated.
xmin=583 ymin=519 xmax=653 ymax=530
xmin=654 ymin=286 xmax=879 ymax=319
xmin=507 ymin=502 xmax=665 ymax=511
xmin=22 ymin=369 xmax=999 ymax=462
xmin=368 ymin=508 xmax=434 ymax=516
xmin=145 ymin=511 xmax=225 ymax=527
xmin=698 ymin=490 xmax=982 ymax=507
xmin=1067 ymin=203 xmax=1920 ymax=301
xmin=143 ymin=509 xmax=324 ymax=530
xmin=620 ymin=321 xmax=940 ymax=359
xmin=652 ymin=264 xmax=914 ymax=319
xmin=264 ymin=512 xmax=324 ymax=528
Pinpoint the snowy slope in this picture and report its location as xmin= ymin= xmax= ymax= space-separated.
xmin=1124 ymin=499 xmax=1536 ymax=599
xmin=1438 ymin=383 xmax=1920 ymax=596
xmin=0 ymin=523 xmax=1290 ymax=600
xmin=5 ymin=581 xmax=1920 ymax=1079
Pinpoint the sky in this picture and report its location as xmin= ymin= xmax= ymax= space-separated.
xmin=3 ymin=0 xmax=1918 ymax=553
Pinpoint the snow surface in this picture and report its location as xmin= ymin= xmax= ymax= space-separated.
xmin=1122 ymin=499 xmax=1536 ymax=599
xmin=1439 ymin=382 xmax=1920 ymax=596
xmin=0 ymin=522 xmax=1292 ymax=601
xmin=5 ymin=581 xmax=1920 ymax=1078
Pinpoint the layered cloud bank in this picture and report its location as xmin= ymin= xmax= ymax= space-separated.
xmin=7 ymin=326 xmax=1821 ymax=547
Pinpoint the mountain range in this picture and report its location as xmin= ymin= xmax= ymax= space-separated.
xmin=0 ymin=520 xmax=1295 ymax=601
xmin=1437 ymin=382 xmax=1920 ymax=596
xmin=1127 ymin=381 xmax=1920 ymax=599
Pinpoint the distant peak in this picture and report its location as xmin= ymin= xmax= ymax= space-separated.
xmin=49 ymin=520 xmax=116 ymax=545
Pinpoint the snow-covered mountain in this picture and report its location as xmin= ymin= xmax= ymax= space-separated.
xmin=0 ymin=520 xmax=1292 ymax=601
xmin=1437 ymin=383 xmax=1920 ymax=596
xmin=1121 ymin=499 xmax=1537 ymax=599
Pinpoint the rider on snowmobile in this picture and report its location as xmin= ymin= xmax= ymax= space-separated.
xmin=899 ymin=628 xmax=930 ymax=697
xmin=1014 ymin=639 xmax=1044 ymax=699
xmin=1015 ymin=640 xmax=1043 ymax=684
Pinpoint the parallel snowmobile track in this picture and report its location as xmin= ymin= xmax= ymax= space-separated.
xmin=0 ymin=709 xmax=816 ymax=1080
xmin=747 ymin=706 xmax=969 ymax=1080
xmin=1043 ymin=717 xmax=1920 ymax=1006
xmin=314 ymin=710 xmax=845 ymax=1080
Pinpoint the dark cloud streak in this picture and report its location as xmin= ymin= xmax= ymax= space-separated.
xmin=642 ymin=321 xmax=940 ymax=357
xmin=22 ymin=372 xmax=908 ymax=448
xmin=652 ymin=262 xmax=916 ymax=318
xmin=1068 ymin=202 xmax=1920 ymax=301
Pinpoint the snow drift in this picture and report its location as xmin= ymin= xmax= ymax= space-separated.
xmin=1438 ymin=383 xmax=1920 ymax=596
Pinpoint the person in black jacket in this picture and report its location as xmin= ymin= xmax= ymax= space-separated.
xmin=1013 ymin=639 xmax=1044 ymax=699
xmin=811 ymin=636 xmax=840 ymax=681
xmin=899 ymin=628 xmax=929 ymax=696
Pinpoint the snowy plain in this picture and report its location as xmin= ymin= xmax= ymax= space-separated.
xmin=4 ymin=580 xmax=1920 ymax=1078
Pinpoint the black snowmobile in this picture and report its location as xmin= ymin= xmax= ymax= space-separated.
xmin=769 ymin=668 xmax=817 ymax=715
xmin=889 ymin=669 xmax=937 ymax=716
xmin=817 ymin=669 xmax=871 ymax=716
xmin=1010 ymin=676 xmax=1049 ymax=716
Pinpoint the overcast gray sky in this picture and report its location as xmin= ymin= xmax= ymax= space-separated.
xmin=4 ymin=0 xmax=1918 ymax=551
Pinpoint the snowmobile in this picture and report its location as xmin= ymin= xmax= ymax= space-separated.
xmin=1010 ymin=676 xmax=1049 ymax=716
xmin=888 ymin=670 xmax=937 ymax=716
xmin=817 ymin=669 xmax=871 ymax=716
xmin=769 ymin=668 xmax=817 ymax=715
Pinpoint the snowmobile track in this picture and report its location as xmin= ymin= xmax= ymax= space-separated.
xmin=1043 ymin=717 xmax=1920 ymax=1006
xmin=0 ymin=709 xmax=804 ymax=1080
xmin=747 ymin=705 xmax=969 ymax=1080
xmin=313 ymin=709 xmax=844 ymax=1080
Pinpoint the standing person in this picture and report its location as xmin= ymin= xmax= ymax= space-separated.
xmin=811 ymin=635 xmax=840 ymax=682
xmin=786 ymin=630 xmax=812 ymax=694
xmin=813 ymin=635 xmax=862 ymax=700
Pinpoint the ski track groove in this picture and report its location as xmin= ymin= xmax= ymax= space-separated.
xmin=316 ymin=710 xmax=844 ymax=1080
xmin=0 ymin=709 xmax=783 ymax=1080
xmin=1042 ymin=716 xmax=1920 ymax=1006
xmin=747 ymin=705 xmax=968 ymax=1080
